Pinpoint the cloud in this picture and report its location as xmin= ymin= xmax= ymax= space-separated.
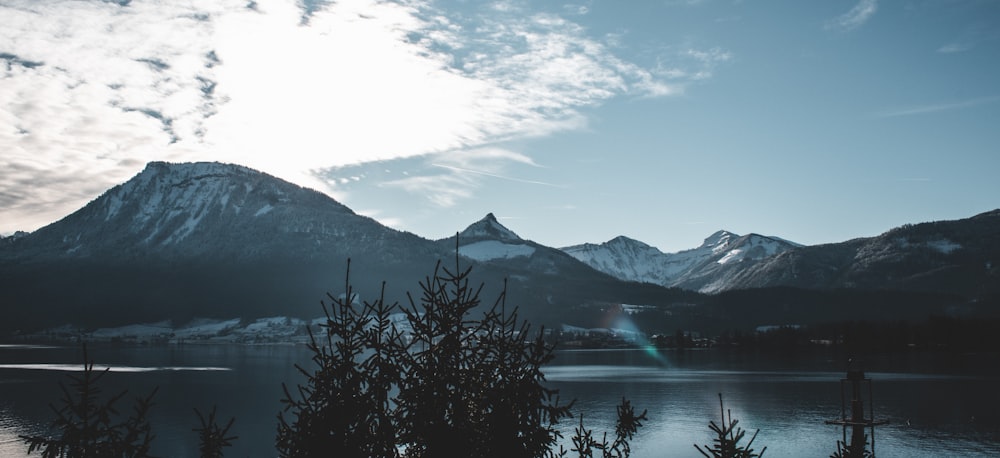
xmin=937 ymin=23 xmax=999 ymax=54
xmin=871 ymin=95 xmax=1000 ymax=118
xmin=0 ymin=0 xmax=690 ymax=232
xmin=937 ymin=42 xmax=973 ymax=54
xmin=374 ymin=147 xmax=558 ymax=208
xmin=664 ymin=0 xmax=708 ymax=5
xmin=650 ymin=45 xmax=733 ymax=84
xmin=431 ymin=164 xmax=563 ymax=188
xmin=562 ymin=3 xmax=590 ymax=16
xmin=826 ymin=0 xmax=878 ymax=32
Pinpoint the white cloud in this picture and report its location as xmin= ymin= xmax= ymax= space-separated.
xmin=826 ymin=0 xmax=878 ymax=32
xmin=871 ymin=95 xmax=1000 ymax=118
xmin=0 ymin=0 xmax=685 ymax=232
xmin=650 ymin=45 xmax=733 ymax=85
xmin=937 ymin=42 xmax=972 ymax=54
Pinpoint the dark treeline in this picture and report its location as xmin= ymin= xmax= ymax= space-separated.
xmin=708 ymin=316 xmax=1000 ymax=353
xmin=554 ymin=286 xmax=997 ymax=345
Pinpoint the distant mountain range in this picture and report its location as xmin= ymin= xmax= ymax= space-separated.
xmin=0 ymin=162 xmax=683 ymax=332
xmin=564 ymin=212 xmax=1000 ymax=299
xmin=1 ymin=161 xmax=997 ymax=333
xmin=562 ymin=231 xmax=801 ymax=293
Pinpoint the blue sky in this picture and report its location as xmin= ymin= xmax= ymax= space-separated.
xmin=1 ymin=0 xmax=997 ymax=252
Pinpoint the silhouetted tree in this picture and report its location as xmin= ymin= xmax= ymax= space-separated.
xmin=694 ymin=393 xmax=766 ymax=458
xmin=276 ymin=260 xmax=402 ymax=457
xmin=568 ymin=397 xmax=647 ymax=458
xmin=20 ymin=345 xmax=157 ymax=458
xmin=193 ymin=406 xmax=237 ymax=458
xmin=277 ymin=250 xmax=603 ymax=457
xmin=391 ymin=253 xmax=574 ymax=457
xmin=830 ymin=437 xmax=874 ymax=458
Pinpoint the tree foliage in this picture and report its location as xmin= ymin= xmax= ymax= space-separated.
xmin=695 ymin=393 xmax=766 ymax=458
xmin=567 ymin=398 xmax=647 ymax=458
xmin=276 ymin=254 xmax=585 ymax=457
xmin=192 ymin=406 xmax=238 ymax=458
xmin=19 ymin=345 xmax=157 ymax=458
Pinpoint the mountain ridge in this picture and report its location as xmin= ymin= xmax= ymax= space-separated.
xmin=1 ymin=161 xmax=997 ymax=334
xmin=0 ymin=161 xmax=687 ymax=332
xmin=561 ymin=230 xmax=801 ymax=292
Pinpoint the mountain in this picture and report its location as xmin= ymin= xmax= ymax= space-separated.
xmin=435 ymin=214 xmax=693 ymax=325
xmin=0 ymin=162 xmax=688 ymax=333
xmin=2 ymin=161 xmax=995 ymax=335
xmin=3 ymin=161 xmax=436 ymax=263
xmin=562 ymin=230 xmax=800 ymax=293
xmin=0 ymin=162 xmax=450 ymax=331
xmin=724 ymin=210 xmax=1000 ymax=297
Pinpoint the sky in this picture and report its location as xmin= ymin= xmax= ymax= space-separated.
xmin=1 ymin=0 xmax=998 ymax=253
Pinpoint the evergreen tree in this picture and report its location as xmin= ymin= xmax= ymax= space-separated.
xmin=192 ymin=406 xmax=237 ymax=458
xmin=276 ymin=252 xmax=578 ymax=457
xmin=20 ymin=345 xmax=157 ymax=458
xmin=276 ymin=260 xmax=401 ymax=457
xmin=695 ymin=393 xmax=766 ymax=458
xmin=394 ymin=257 xmax=573 ymax=457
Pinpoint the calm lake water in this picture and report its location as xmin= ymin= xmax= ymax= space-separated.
xmin=1 ymin=344 xmax=998 ymax=457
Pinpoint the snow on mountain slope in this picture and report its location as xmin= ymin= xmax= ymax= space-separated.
xmin=2 ymin=161 xmax=434 ymax=262
xmin=450 ymin=213 xmax=533 ymax=262
xmin=723 ymin=210 xmax=1000 ymax=296
xmin=561 ymin=236 xmax=674 ymax=285
xmin=459 ymin=240 xmax=536 ymax=261
xmin=457 ymin=213 xmax=523 ymax=243
xmin=562 ymin=230 xmax=800 ymax=292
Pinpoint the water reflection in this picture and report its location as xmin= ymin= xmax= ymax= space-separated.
xmin=0 ymin=364 xmax=230 ymax=372
xmin=0 ymin=345 xmax=996 ymax=457
xmin=544 ymin=349 xmax=1000 ymax=457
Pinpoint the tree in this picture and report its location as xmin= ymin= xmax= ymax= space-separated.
xmin=276 ymin=260 xmax=402 ymax=457
xmin=192 ymin=406 xmax=238 ymax=458
xmin=567 ymin=397 xmax=648 ymax=458
xmin=276 ymin=251 xmax=585 ymax=457
xmin=694 ymin=393 xmax=766 ymax=458
xmin=394 ymin=257 xmax=573 ymax=457
xmin=20 ymin=345 xmax=157 ymax=458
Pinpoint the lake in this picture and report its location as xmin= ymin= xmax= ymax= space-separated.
xmin=1 ymin=344 xmax=998 ymax=457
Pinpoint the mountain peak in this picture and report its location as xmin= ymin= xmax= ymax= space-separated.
xmin=15 ymin=160 xmax=371 ymax=258
xmin=701 ymin=230 xmax=738 ymax=251
xmin=458 ymin=213 xmax=523 ymax=243
xmin=606 ymin=235 xmax=653 ymax=250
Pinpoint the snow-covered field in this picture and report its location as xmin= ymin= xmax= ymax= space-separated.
xmin=29 ymin=313 xmax=420 ymax=345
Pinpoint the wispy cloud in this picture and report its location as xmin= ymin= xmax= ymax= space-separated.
xmin=826 ymin=0 xmax=878 ymax=32
xmin=937 ymin=23 xmax=999 ymax=54
xmin=871 ymin=95 xmax=1000 ymax=118
xmin=0 ymin=0 xmax=705 ymax=232
xmin=431 ymin=164 xmax=564 ymax=188
xmin=647 ymin=44 xmax=734 ymax=88
xmin=937 ymin=42 xmax=973 ymax=54
xmin=372 ymin=147 xmax=561 ymax=209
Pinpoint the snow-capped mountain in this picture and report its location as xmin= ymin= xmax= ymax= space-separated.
xmin=562 ymin=230 xmax=800 ymax=293
xmin=450 ymin=213 xmax=536 ymax=262
xmin=0 ymin=162 xmax=685 ymax=332
xmin=724 ymin=210 xmax=1000 ymax=296
xmin=432 ymin=214 xmax=682 ymax=319
xmin=2 ymin=160 xmax=996 ymax=334
xmin=5 ymin=161 xmax=436 ymax=263
xmin=439 ymin=213 xmax=620 ymax=278
xmin=0 ymin=162 xmax=450 ymax=330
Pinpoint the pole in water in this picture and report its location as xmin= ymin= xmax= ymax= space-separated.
xmin=825 ymin=359 xmax=889 ymax=457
